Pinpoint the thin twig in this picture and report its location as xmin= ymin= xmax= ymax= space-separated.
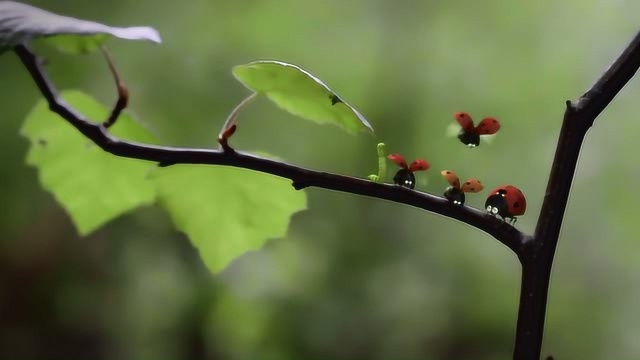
xmin=100 ymin=46 xmax=128 ymax=128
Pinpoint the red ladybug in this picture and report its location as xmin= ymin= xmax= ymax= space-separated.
xmin=387 ymin=154 xmax=430 ymax=189
xmin=440 ymin=170 xmax=484 ymax=205
xmin=485 ymin=185 xmax=526 ymax=224
xmin=454 ymin=112 xmax=500 ymax=147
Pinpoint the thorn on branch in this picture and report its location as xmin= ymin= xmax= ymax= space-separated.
xmin=157 ymin=161 xmax=175 ymax=168
xmin=100 ymin=46 xmax=128 ymax=128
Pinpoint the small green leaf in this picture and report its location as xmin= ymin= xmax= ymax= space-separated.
xmin=0 ymin=1 xmax=161 ymax=54
xmin=153 ymin=164 xmax=307 ymax=273
xmin=232 ymin=60 xmax=373 ymax=134
xmin=21 ymin=90 xmax=157 ymax=235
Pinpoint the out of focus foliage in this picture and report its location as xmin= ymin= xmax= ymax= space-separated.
xmin=2 ymin=1 xmax=640 ymax=359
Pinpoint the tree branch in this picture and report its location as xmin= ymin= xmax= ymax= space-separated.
xmin=513 ymin=30 xmax=640 ymax=359
xmin=20 ymin=24 xmax=639 ymax=358
xmin=13 ymin=44 xmax=528 ymax=256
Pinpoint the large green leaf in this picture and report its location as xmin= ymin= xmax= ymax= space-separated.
xmin=233 ymin=60 xmax=373 ymax=134
xmin=0 ymin=1 xmax=161 ymax=54
xmin=21 ymin=90 xmax=157 ymax=235
xmin=153 ymin=164 xmax=307 ymax=273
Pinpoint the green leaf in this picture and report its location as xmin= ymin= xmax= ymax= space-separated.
xmin=153 ymin=164 xmax=307 ymax=273
xmin=21 ymin=90 xmax=157 ymax=235
xmin=0 ymin=1 xmax=161 ymax=54
xmin=232 ymin=60 xmax=374 ymax=135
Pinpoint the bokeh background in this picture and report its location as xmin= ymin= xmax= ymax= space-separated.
xmin=2 ymin=0 xmax=640 ymax=359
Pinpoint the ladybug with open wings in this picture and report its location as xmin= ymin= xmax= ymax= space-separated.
xmin=454 ymin=112 xmax=500 ymax=147
xmin=387 ymin=154 xmax=430 ymax=189
xmin=485 ymin=185 xmax=527 ymax=224
xmin=440 ymin=170 xmax=484 ymax=205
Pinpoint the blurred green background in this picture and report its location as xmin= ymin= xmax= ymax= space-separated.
xmin=2 ymin=0 xmax=640 ymax=359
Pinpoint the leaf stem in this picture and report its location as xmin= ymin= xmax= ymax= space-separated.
xmin=217 ymin=92 xmax=257 ymax=151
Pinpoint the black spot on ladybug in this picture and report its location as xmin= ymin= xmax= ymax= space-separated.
xmin=446 ymin=171 xmax=451 ymax=174
xmin=465 ymin=181 xmax=471 ymax=185
xmin=514 ymin=202 xmax=520 ymax=208
xmin=329 ymin=94 xmax=343 ymax=106
xmin=492 ymin=119 xmax=497 ymax=123
xmin=470 ymin=187 xmax=475 ymax=191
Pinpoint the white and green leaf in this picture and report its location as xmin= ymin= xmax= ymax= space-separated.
xmin=0 ymin=1 xmax=161 ymax=54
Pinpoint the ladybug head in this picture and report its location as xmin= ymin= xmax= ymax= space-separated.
xmin=458 ymin=130 xmax=480 ymax=147
xmin=485 ymin=190 xmax=508 ymax=217
xmin=444 ymin=186 xmax=465 ymax=205
xmin=393 ymin=168 xmax=416 ymax=189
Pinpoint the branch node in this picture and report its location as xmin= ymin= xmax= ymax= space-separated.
xmin=291 ymin=180 xmax=308 ymax=190
xmin=157 ymin=161 xmax=175 ymax=168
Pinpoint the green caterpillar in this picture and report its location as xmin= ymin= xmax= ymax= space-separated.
xmin=367 ymin=143 xmax=387 ymax=183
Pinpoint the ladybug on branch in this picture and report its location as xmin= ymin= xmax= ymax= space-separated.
xmin=485 ymin=185 xmax=527 ymax=224
xmin=440 ymin=170 xmax=484 ymax=205
xmin=387 ymin=154 xmax=430 ymax=189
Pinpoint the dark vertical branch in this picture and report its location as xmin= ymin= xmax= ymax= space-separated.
xmin=512 ymin=30 xmax=640 ymax=360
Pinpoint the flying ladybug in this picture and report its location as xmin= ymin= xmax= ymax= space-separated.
xmin=387 ymin=154 xmax=430 ymax=189
xmin=453 ymin=112 xmax=501 ymax=147
xmin=440 ymin=170 xmax=484 ymax=205
xmin=485 ymin=185 xmax=527 ymax=224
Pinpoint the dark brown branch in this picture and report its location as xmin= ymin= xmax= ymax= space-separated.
xmin=14 ymin=44 xmax=528 ymax=255
xmin=513 ymin=30 xmax=640 ymax=360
